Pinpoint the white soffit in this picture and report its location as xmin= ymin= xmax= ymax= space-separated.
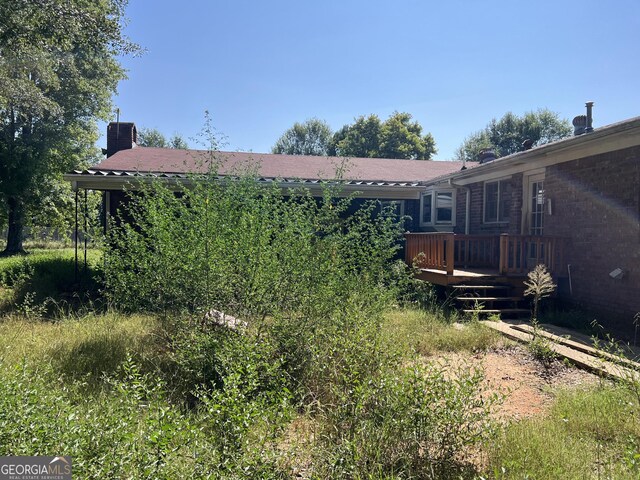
xmin=432 ymin=118 xmax=640 ymax=186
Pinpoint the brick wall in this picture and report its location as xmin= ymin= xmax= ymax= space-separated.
xmin=544 ymin=145 xmax=640 ymax=329
xmin=106 ymin=122 xmax=137 ymax=157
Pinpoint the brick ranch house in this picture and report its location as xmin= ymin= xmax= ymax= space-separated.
xmin=405 ymin=114 xmax=640 ymax=332
xmin=65 ymin=115 xmax=640 ymax=333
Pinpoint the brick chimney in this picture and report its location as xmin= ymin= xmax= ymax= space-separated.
xmin=106 ymin=122 xmax=137 ymax=157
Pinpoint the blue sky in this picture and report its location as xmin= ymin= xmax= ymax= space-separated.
xmin=105 ymin=0 xmax=640 ymax=160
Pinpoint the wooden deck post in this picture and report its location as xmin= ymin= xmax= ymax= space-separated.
xmin=499 ymin=233 xmax=509 ymax=275
xmin=445 ymin=233 xmax=455 ymax=275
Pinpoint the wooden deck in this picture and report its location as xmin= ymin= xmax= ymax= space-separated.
xmin=415 ymin=266 xmax=526 ymax=287
xmin=406 ymin=233 xmax=567 ymax=318
xmin=406 ymin=232 xmax=568 ymax=285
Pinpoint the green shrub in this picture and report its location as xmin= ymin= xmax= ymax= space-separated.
xmin=0 ymin=248 xmax=102 ymax=315
xmin=97 ymin=159 xmax=503 ymax=476
xmin=0 ymin=358 xmax=291 ymax=479
xmin=167 ymin=316 xmax=290 ymax=404
xmin=103 ymin=167 xmax=405 ymax=398
xmin=388 ymin=259 xmax=440 ymax=310
xmin=314 ymin=360 xmax=498 ymax=479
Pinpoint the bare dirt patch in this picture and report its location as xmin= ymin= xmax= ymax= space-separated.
xmin=437 ymin=345 xmax=601 ymax=420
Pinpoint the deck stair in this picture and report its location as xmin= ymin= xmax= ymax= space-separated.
xmin=452 ymin=284 xmax=530 ymax=320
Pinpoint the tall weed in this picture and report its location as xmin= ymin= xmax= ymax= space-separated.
xmin=0 ymin=358 xmax=290 ymax=479
xmin=315 ymin=360 xmax=498 ymax=479
xmin=99 ymin=156 xmax=499 ymax=476
xmin=103 ymin=165 xmax=404 ymax=398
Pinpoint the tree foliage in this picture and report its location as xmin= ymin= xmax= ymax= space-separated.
xmin=456 ymin=109 xmax=572 ymax=162
xmin=271 ymin=118 xmax=333 ymax=156
xmin=273 ymin=112 xmax=437 ymax=160
xmin=329 ymin=115 xmax=380 ymax=158
xmin=169 ymin=133 xmax=189 ymax=150
xmin=137 ymin=127 xmax=188 ymax=149
xmin=330 ymin=112 xmax=436 ymax=160
xmin=0 ymin=0 xmax=135 ymax=254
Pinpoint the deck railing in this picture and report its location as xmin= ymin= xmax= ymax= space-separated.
xmin=404 ymin=233 xmax=455 ymax=274
xmin=454 ymin=235 xmax=499 ymax=269
xmin=405 ymin=233 xmax=566 ymax=277
xmin=498 ymin=234 xmax=566 ymax=275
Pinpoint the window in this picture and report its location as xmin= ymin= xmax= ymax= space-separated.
xmin=421 ymin=193 xmax=432 ymax=224
xmin=379 ymin=200 xmax=406 ymax=226
xmin=420 ymin=189 xmax=455 ymax=226
xmin=484 ymin=179 xmax=511 ymax=223
xmin=436 ymin=192 xmax=453 ymax=223
xmin=380 ymin=200 xmax=405 ymax=218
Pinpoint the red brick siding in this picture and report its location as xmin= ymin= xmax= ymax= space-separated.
xmin=544 ymin=145 xmax=640 ymax=327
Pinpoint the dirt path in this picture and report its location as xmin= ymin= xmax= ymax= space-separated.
xmin=440 ymin=345 xmax=602 ymax=420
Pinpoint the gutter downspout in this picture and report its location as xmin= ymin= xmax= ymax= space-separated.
xmin=449 ymin=179 xmax=470 ymax=234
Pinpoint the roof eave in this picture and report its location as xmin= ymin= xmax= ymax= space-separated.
xmin=62 ymin=173 xmax=427 ymax=200
xmin=427 ymin=116 xmax=640 ymax=186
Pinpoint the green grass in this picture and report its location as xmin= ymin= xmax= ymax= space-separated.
xmin=383 ymin=307 xmax=505 ymax=355
xmin=0 ymin=313 xmax=293 ymax=478
xmin=0 ymin=312 xmax=163 ymax=382
xmin=0 ymin=248 xmax=102 ymax=314
xmin=487 ymin=385 xmax=640 ymax=479
xmin=1 ymin=250 xmax=636 ymax=479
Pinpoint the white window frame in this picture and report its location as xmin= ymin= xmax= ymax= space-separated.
xmin=483 ymin=177 xmax=511 ymax=224
xmin=420 ymin=188 xmax=455 ymax=227
xmin=379 ymin=200 xmax=405 ymax=219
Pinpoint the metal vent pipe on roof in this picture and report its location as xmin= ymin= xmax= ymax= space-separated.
xmin=585 ymin=101 xmax=594 ymax=133
xmin=478 ymin=149 xmax=497 ymax=164
xmin=572 ymin=115 xmax=587 ymax=136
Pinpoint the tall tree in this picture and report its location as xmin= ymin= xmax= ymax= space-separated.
xmin=456 ymin=109 xmax=572 ymax=162
xmin=330 ymin=112 xmax=437 ymax=160
xmin=330 ymin=115 xmax=382 ymax=158
xmin=169 ymin=133 xmax=189 ymax=150
xmin=272 ymin=118 xmax=333 ymax=156
xmin=137 ymin=128 xmax=188 ymax=149
xmin=137 ymin=127 xmax=168 ymax=148
xmin=0 ymin=0 xmax=136 ymax=255
xmin=378 ymin=112 xmax=437 ymax=160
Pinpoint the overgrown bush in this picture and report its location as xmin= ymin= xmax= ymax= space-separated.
xmin=0 ymin=358 xmax=290 ymax=479
xmin=314 ymin=360 xmax=498 ymax=478
xmin=100 ymin=158 xmax=497 ymax=476
xmin=167 ymin=316 xmax=290 ymax=405
xmin=0 ymin=249 xmax=102 ymax=315
xmin=103 ymin=164 xmax=404 ymax=395
xmin=105 ymin=174 xmax=401 ymax=319
xmin=389 ymin=259 xmax=441 ymax=310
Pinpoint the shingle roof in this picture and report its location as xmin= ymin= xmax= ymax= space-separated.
xmin=89 ymin=147 xmax=467 ymax=184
